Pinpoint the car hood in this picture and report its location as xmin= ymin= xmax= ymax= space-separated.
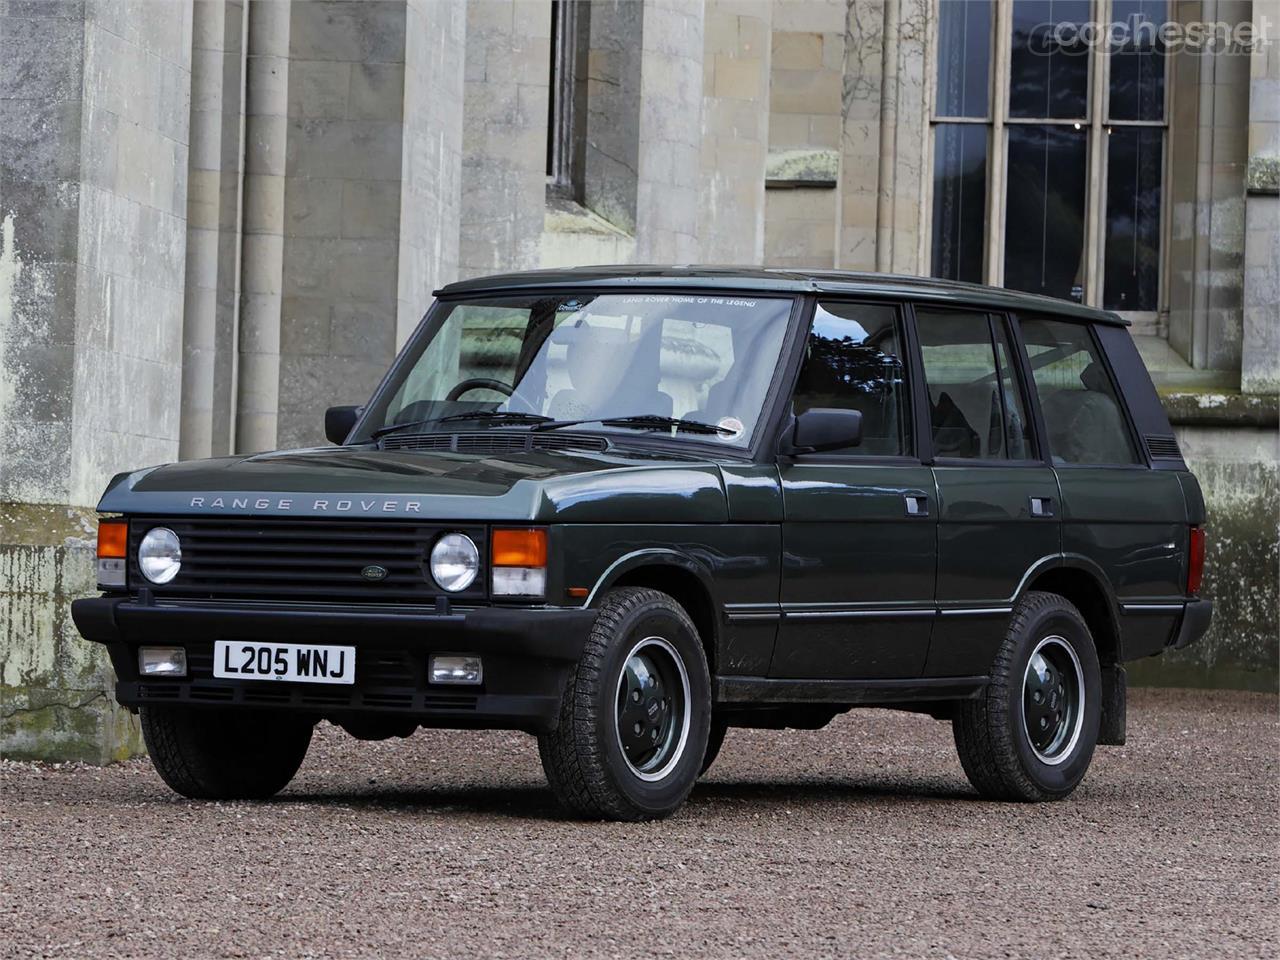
xmin=98 ymin=444 xmax=730 ymax=523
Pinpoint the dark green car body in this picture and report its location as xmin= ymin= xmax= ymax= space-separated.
xmin=73 ymin=268 xmax=1211 ymax=739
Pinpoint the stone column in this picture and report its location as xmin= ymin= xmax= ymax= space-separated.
xmin=1166 ymin=1 xmax=1252 ymax=374
xmin=837 ymin=0 xmax=883 ymax=270
xmin=459 ymin=0 xmax=552 ymax=278
xmin=1 ymin=0 xmax=194 ymax=760
xmin=699 ymin=0 xmax=771 ymax=264
xmin=397 ymin=0 xmax=466 ymax=345
xmin=273 ymin=0 xmax=411 ymax=449
xmin=1242 ymin=21 xmax=1279 ymax=395
xmin=636 ymin=0 xmax=706 ymax=263
xmin=182 ymin=0 xmax=247 ymax=459
xmin=235 ymin=0 xmax=290 ymax=453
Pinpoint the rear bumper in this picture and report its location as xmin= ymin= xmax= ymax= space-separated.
xmin=72 ymin=596 xmax=597 ymax=732
xmin=1170 ymin=599 xmax=1213 ymax=651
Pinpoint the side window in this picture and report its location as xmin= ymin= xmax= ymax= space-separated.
xmin=791 ymin=302 xmax=913 ymax=456
xmin=916 ymin=308 xmax=1033 ymax=460
xmin=1020 ymin=317 xmax=1140 ymax=465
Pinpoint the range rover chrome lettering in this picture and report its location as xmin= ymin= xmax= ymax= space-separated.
xmin=73 ymin=267 xmax=1212 ymax=820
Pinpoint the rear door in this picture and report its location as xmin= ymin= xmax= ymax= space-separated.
xmin=1018 ymin=316 xmax=1187 ymax=659
xmin=772 ymin=299 xmax=937 ymax=679
xmin=914 ymin=306 xmax=1061 ymax=677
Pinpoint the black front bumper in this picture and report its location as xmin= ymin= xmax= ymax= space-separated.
xmin=72 ymin=596 xmax=597 ymax=732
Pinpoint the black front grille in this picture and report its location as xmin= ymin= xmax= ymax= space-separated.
xmin=128 ymin=518 xmax=486 ymax=602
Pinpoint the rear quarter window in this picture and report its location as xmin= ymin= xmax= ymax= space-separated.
xmin=1019 ymin=317 xmax=1140 ymax=466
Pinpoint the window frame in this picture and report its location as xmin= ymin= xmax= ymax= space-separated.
xmin=925 ymin=0 xmax=1172 ymax=324
xmin=1012 ymin=312 xmax=1148 ymax=469
xmin=910 ymin=302 xmax=1045 ymax=467
xmin=781 ymin=297 xmax=923 ymax=465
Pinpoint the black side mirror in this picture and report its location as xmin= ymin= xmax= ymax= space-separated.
xmin=325 ymin=405 xmax=361 ymax=445
xmin=783 ymin=408 xmax=863 ymax=454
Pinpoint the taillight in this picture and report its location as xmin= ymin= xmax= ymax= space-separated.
xmin=1187 ymin=526 xmax=1205 ymax=596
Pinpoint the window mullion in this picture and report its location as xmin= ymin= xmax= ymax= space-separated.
xmin=986 ymin=0 xmax=1012 ymax=287
xmin=1084 ymin=0 xmax=1111 ymax=307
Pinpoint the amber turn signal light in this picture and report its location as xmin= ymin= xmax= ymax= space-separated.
xmin=97 ymin=520 xmax=128 ymax=559
xmin=491 ymin=528 xmax=547 ymax=568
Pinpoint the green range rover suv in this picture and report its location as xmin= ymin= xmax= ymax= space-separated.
xmin=73 ymin=267 xmax=1211 ymax=820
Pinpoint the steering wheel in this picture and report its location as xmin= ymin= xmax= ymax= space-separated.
xmin=445 ymin=378 xmax=515 ymax=402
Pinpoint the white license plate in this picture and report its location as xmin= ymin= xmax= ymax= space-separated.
xmin=213 ymin=641 xmax=356 ymax=685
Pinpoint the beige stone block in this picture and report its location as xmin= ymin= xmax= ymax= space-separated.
xmin=341 ymin=180 xmax=402 ymax=239
xmin=737 ymin=13 xmax=768 ymax=59
xmin=772 ymin=0 xmax=847 ymax=34
xmin=770 ymin=67 xmax=842 ymax=115
xmin=807 ymin=114 xmax=842 ymax=149
xmin=713 ymin=54 xmax=763 ymax=99
xmin=704 ymin=8 xmax=740 ymax=56
xmin=349 ymin=63 xmax=405 ymax=121
xmin=772 ymin=31 xmax=823 ymax=71
xmin=288 ymin=60 xmax=351 ymax=120
xmin=284 ymin=177 xmax=343 ymax=238
xmin=768 ymin=112 xmax=809 ymax=148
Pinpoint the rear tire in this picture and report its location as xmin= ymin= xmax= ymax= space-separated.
xmin=953 ymin=591 xmax=1101 ymax=802
xmin=538 ymin=588 xmax=711 ymax=821
xmin=141 ymin=705 xmax=313 ymax=800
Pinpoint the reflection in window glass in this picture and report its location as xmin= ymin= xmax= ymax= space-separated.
xmin=936 ymin=0 xmax=992 ymax=117
xmin=1009 ymin=0 xmax=1091 ymax=119
xmin=1109 ymin=0 xmax=1167 ymax=121
xmin=793 ymin=303 xmax=911 ymax=456
xmin=931 ymin=124 xmax=988 ymax=283
xmin=1004 ymin=125 xmax=1089 ymax=302
xmin=1104 ymin=127 xmax=1163 ymax=311
xmin=1021 ymin=318 xmax=1139 ymax=464
xmin=916 ymin=309 xmax=1030 ymax=460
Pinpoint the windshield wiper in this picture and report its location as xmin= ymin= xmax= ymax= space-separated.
xmin=371 ymin=410 xmax=552 ymax=440
xmin=531 ymin=414 xmax=737 ymax=436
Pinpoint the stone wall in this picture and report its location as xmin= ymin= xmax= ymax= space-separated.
xmin=1130 ymin=395 xmax=1279 ymax=692
xmin=2 ymin=0 xmax=192 ymax=760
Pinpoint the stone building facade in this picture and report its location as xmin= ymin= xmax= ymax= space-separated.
xmin=1 ymin=0 xmax=1276 ymax=760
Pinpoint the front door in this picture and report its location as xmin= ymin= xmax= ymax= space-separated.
xmin=772 ymin=300 xmax=937 ymax=680
xmin=913 ymin=306 xmax=1061 ymax=677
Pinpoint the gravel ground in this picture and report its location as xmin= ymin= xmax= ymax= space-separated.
xmin=2 ymin=687 xmax=1276 ymax=960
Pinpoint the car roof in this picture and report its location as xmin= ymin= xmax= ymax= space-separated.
xmin=436 ymin=265 xmax=1129 ymax=326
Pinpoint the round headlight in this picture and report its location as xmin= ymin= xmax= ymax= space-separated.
xmin=138 ymin=527 xmax=182 ymax=584
xmin=430 ymin=533 xmax=479 ymax=592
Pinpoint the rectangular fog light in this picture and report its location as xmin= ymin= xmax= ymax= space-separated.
xmin=138 ymin=646 xmax=187 ymax=677
xmin=430 ymin=655 xmax=482 ymax=685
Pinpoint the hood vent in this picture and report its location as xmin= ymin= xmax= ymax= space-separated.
xmin=382 ymin=432 xmax=609 ymax=455
xmin=1144 ymin=434 xmax=1182 ymax=460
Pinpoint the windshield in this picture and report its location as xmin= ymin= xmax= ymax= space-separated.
xmin=358 ymin=292 xmax=794 ymax=448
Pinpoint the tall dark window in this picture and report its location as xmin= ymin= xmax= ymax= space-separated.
xmin=929 ymin=0 xmax=1169 ymax=316
xmin=1008 ymin=0 xmax=1091 ymax=119
xmin=547 ymin=0 xmax=589 ymax=199
xmin=930 ymin=0 xmax=992 ymax=283
xmin=932 ymin=124 xmax=988 ymax=282
xmin=1004 ymin=125 xmax=1088 ymax=301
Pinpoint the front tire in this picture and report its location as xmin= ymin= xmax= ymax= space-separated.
xmin=953 ymin=591 xmax=1101 ymax=802
xmin=538 ymin=588 xmax=711 ymax=821
xmin=141 ymin=705 xmax=313 ymax=800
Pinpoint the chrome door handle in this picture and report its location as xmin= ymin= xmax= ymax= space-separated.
xmin=905 ymin=495 xmax=929 ymax=517
xmin=1030 ymin=496 xmax=1054 ymax=518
